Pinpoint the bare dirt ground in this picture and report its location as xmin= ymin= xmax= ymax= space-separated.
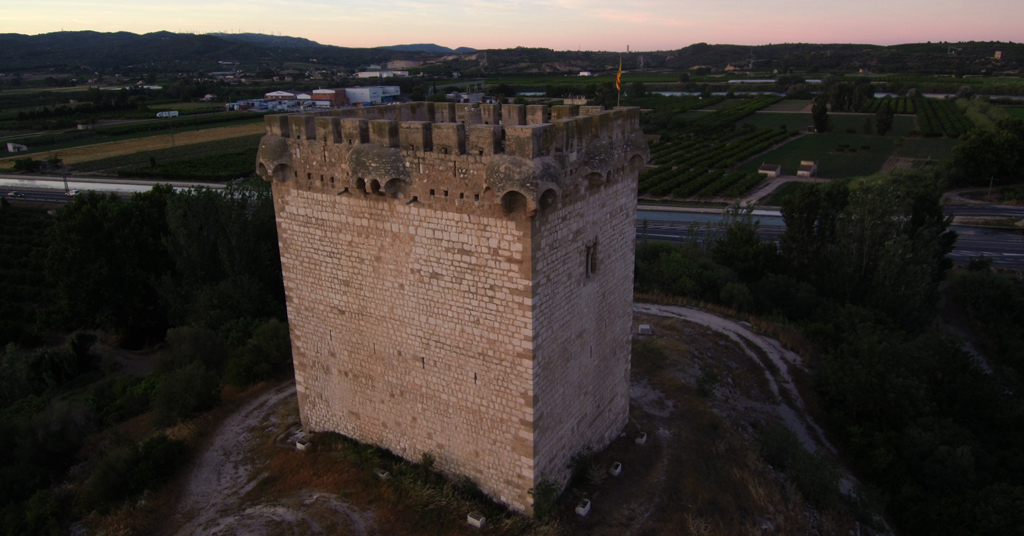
xmin=164 ymin=382 xmax=375 ymax=536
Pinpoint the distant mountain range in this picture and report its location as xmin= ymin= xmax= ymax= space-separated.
xmin=0 ymin=31 xmax=1018 ymax=78
xmin=383 ymin=44 xmax=476 ymax=54
xmin=207 ymin=32 xmax=324 ymax=48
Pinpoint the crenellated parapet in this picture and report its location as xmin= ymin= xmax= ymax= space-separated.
xmin=256 ymin=102 xmax=649 ymax=217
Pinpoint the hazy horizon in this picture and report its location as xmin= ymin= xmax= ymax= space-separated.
xmin=5 ymin=0 xmax=1021 ymax=53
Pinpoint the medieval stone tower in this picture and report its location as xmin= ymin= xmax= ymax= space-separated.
xmin=256 ymin=101 xmax=648 ymax=512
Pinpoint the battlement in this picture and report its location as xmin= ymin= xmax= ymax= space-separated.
xmin=256 ymin=102 xmax=648 ymax=218
xmin=263 ymin=102 xmax=642 ymax=160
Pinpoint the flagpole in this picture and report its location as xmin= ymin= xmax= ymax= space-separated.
xmin=617 ymin=56 xmax=622 ymax=108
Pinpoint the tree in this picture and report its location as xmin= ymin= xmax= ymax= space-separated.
xmin=678 ymin=72 xmax=690 ymax=83
xmin=45 ymin=187 xmax=175 ymax=346
xmin=812 ymin=95 xmax=829 ymax=133
xmin=780 ymin=173 xmax=956 ymax=330
xmin=631 ymin=81 xmax=647 ymax=98
xmin=949 ymin=118 xmax=1024 ymax=185
xmin=876 ymin=101 xmax=894 ymax=136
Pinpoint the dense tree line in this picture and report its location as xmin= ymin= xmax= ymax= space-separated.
xmin=0 ymin=178 xmax=292 ymax=533
xmin=637 ymin=171 xmax=1024 ymax=535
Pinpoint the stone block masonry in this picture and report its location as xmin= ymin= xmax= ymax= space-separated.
xmin=256 ymin=101 xmax=649 ymax=513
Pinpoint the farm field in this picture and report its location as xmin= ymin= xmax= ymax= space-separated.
xmin=761 ymin=100 xmax=812 ymax=112
xmin=737 ymin=133 xmax=899 ymax=178
xmin=487 ymin=72 xmax=682 ymax=87
xmin=739 ymin=112 xmax=918 ymax=136
xmin=0 ymin=122 xmax=265 ymax=169
xmin=149 ymin=102 xmax=224 ymax=111
xmin=897 ymin=138 xmax=960 ymax=160
xmin=1007 ymin=107 xmax=1024 ymax=120
xmin=0 ymin=115 xmax=265 ymax=158
xmin=702 ymin=99 xmax=742 ymax=110
xmin=761 ymin=181 xmax=806 ymax=206
xmin=71 ymin=134 xmax=262 ymax=181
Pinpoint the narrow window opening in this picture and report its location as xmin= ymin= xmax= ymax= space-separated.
xmin=320 ymin=175 xmax=324 ymax=183
xmin=330 ymin=176 xmax=335 ymax=185
xmin=473 ymin=372 xmax=477 ymax=384
xmin=443 ymin=190 xmax=449 ymax=197
xmin=474 ymin=194 xmax=480 ymax=202
xmin=459 ymin=193 xmax=465 ymax=199
xmin=430 ymin=189 xmax=435 ymax=196
xmin=307 ymin=173 xmax=312 ymax=181
xmin=421 ymin=357 xmax=425 ymax=369
xmin=585 ymin=239 xmax=599 ymax=278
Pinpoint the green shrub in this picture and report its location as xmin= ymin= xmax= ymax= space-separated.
xmin=223 ymin=319 xmax=292 ymax=386
xmin=151 ymin=362 xmax=220 ymax=426
xmin=158 ymin=325 xmax=224 ymax=373
xmin=79 ymin=433 xmax=188 ymax=512
xmin=528 ymin=473 xmax=561 ymax=521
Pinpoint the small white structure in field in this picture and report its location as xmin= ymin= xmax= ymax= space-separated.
xmin=636 ymin=432 xmax=648 ymax=445
xmin=575 ymin=499 xmax=591 ymax=516
xmin=609 ymin=462 xmax=622 ymax=477
xmin=375 ymin=469 xmax=390 ymax=480
xmin=579 ymin=71 xmax=592 ymax=76
xmin=467 ymin=512 xmax=486 ymax=529
xmin=156 ymin=110 xmax=179 ymax=118
xmin=758 ymin=163 xmax=782 ymax=178
xmin=6 ymin=143 xmax=27 ymax=152
xmin=638 ymin=324 xmax=653 ymax=335
xmin=797 ymin=160 xmax=818 ymax=178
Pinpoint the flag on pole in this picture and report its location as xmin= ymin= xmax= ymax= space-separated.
xmin=616 ymin=59 xmax=622 ymax=91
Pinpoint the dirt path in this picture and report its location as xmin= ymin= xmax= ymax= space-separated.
xmin=634 ymin=303 xmax=835 ymax=456
xmin=170 ymin=382 xmax=374 ymax=536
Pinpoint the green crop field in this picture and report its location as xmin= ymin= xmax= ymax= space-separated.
xmin=702 ymin=99 xmax=742 ymax=111
xmin=738 ymin=113 xmax=918 ymax=136
xmin=485 ymin=72 xmax=683 ymax=88
xmin=761 ymin=100 xmax=812 ymax=112
xmin=897 ymin=138 xmax=960 ymax=160
xmin=72 ymin=134 xmax=262 ymax=174
xmin=761 ymin=181 xmax=806 ymax=206
xmin=738 ymin=134 xmax=899 ymax=178
xmin=1006 ymin=107 xmax=1024 ymax=120
xmin=149 ymin=102 xmax=223 ymax=111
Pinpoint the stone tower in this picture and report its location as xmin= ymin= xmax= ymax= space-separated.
xmin=256 ymin=101 xmax=649 ymax=512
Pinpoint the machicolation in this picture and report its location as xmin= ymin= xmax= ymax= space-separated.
xmin=256 ymin=101 xmax=649 ymax=513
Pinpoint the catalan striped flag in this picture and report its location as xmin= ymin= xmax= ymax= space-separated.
xmin=616 ymin=59 xmax=622 ymax=91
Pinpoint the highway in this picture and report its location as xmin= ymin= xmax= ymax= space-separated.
xmin=3 ymin=182 xmax=1022 ymax=269
xmin=637 ymin=208 xmax=1024 ymax=269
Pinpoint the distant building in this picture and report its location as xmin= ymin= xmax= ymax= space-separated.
xmin=758 ymin=164 xmax=782 ymax=178
xmin=6 ymin=143 xmax=27 ymax=153
xmin=995 ymin=51 xmax=1003 ymax=60
xmin=312 ymin=89 xmax=348 ymax=107
xmin=356 ymin=70 xmax=409 ymax=78
xmin=797 ymin=160 xmax=818 ymax=178
xmin=201 ymin=94 xmax=217 ymax=102
xmin=579 ymin=71 xmax=592 ymax=77
xmin=564 ymin=97 xmax=587 ymax=105
xmin=265 ymin=91 xmax=296 ymax=101
xmin=345 ymin=86 xmax=400 ymax=105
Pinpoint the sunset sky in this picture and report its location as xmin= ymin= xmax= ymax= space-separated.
xmin=4 ymin=0 xmax=1021 ymax=51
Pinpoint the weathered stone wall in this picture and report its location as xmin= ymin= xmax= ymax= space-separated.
xmin=257 ymin=102 xmax=648 ymax=512
xmin=531 ymin=174 xmax=637 ymax=486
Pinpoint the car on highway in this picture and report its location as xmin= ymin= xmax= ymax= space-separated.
xmin=7 ymin=191 xmax=24 ymax=197
xmin=65 ymin=190 xmax=80 ymax=197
